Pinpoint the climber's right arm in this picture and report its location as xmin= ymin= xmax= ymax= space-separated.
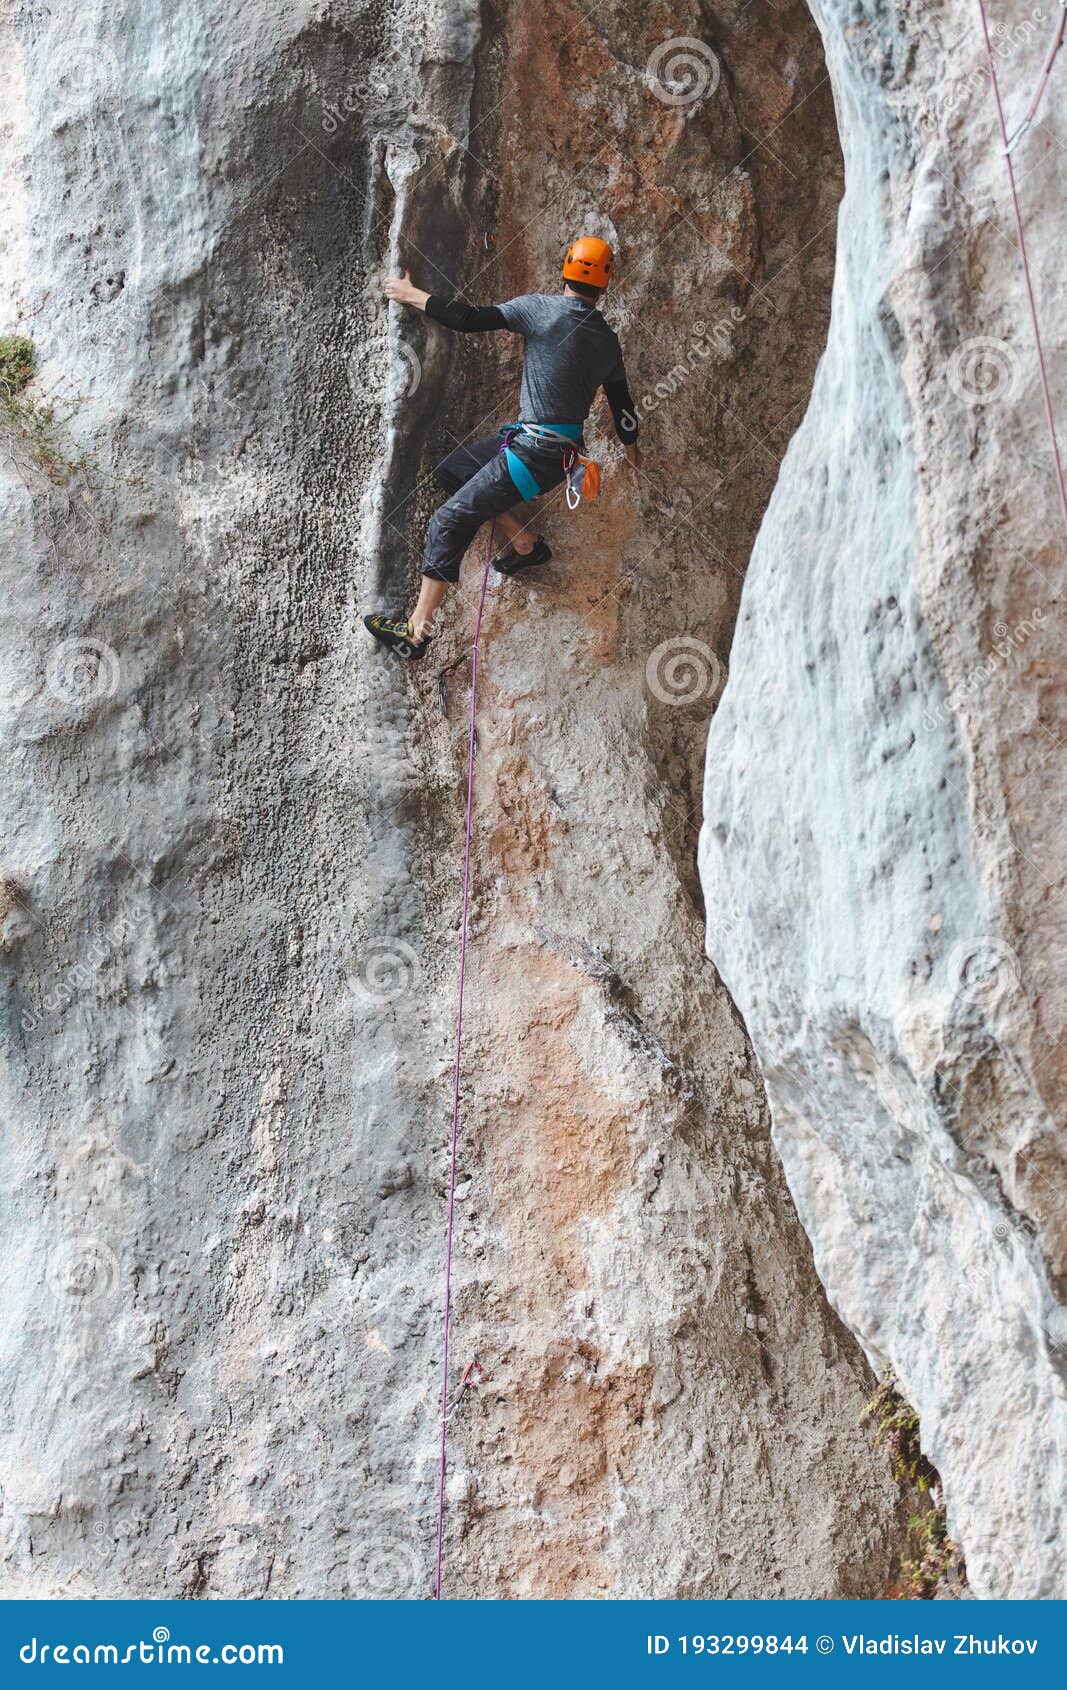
xmin=424 ymin=297 xmax=508 ymax=332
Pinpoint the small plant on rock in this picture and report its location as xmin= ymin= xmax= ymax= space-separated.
xmin=862 ymin=1369 xmax=967 ymax=1600
xmin=0 ymin=332 xmax=90 ymax=483
xmin=0 ymin=334 xmax=35 ymax=395
xmin=896 ymin=1504 xmax=961 ymax=1600
xmin=861 ymin=1369 xmax=938 ymax=1490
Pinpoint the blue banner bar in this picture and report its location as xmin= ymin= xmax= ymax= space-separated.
xmin=1 ymin=1600 xmax=1064 ymax=1684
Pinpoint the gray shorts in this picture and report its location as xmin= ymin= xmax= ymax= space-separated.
xmin=422 ymin=433 xmax=570 ymax=583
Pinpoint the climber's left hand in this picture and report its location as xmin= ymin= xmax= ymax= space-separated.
xmin=383 ymin=269 xmax=430 ymax=311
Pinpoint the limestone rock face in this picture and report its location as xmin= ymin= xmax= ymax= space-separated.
xmin=0 ymin=1 xmax=912 ymax=1597
xmin=701 ymin=0 xmax=1067 ymax=1598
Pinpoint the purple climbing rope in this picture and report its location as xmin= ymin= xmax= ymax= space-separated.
xmin=434 ymin=515 xmax=496 ymax=1601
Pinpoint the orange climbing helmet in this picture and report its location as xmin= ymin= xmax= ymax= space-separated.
xmin=562 ymin=236 xmax=614 ymax=290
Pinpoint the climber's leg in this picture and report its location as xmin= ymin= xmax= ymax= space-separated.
xmin=422 ymin=430 xmax=569 ymax=599
xmin=494 ymin=507 xmax=536 ymax=556
xmin=436 ymin=444 xmax=535 ymax=555
xmin=411 ymin=576 xmax=448 ymax=642
xmin=492 ymin=534 xmax=553 ymax=577
xmin=362 ymin=610 xmax=432 ymax=660
xmin=363 ymin=437 xmax=501 ymax=659
xmin=362 ymin=433 xmax=564 ymax=654
xmin=420 ymin=445 xmax=528 ymax=590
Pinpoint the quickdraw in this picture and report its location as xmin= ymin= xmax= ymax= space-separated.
xmin=436 ymin=650 xmax=470 ymax=719
xmin=442 ymin=1356 xmax=483 ymax=1424
xmin=1004 ymin=2 xmax=1066 ymax=154
xmin=563 ymin=449 xmax=601 ymax=510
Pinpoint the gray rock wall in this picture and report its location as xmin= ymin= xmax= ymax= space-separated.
xmin=0 ymin=0 xmax=912 ymax=1597
xmin=701 ymin=0 xmax=1067 ymax=1597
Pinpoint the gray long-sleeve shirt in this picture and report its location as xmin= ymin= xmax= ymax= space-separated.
xmin=425 ymin=290 xmax=638 ymax=442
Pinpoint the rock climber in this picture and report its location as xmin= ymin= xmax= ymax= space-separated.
xmin=363 ymin=236 xmax=641 ymax=660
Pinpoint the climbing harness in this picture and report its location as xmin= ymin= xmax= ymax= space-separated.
xmin=498 ymin=424 xmax=541 ymax=503
xmin=976 ymin=0 xmax=1067 ymax=542
xmin=1003 ymin=3 xmax=1066 ymax=153
xmin=434 ymin=508 xmax=497 ymax=1601
xmin=511 ymin=422 xmax=602 ymax=510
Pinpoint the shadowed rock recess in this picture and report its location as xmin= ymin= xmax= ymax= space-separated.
xmin=0 ymin=0 xmax=913 ymax=1598
xmin=702 ymin=0 xmax=1067 ymax=1599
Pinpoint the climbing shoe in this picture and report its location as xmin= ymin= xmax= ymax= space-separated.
xmin=493 ymin=536 xmax=552 ymax=577
xmin=363 ymin=612 xmax=430 ymax=660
